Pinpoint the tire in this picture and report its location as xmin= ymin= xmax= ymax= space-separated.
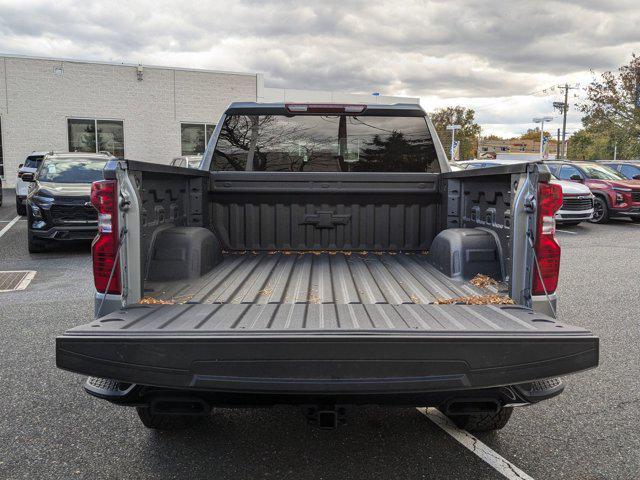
xmin=136 ymin=407 xmax=202 ymax=430
xmin=16 ymin=200 xmax=27 ymax=216
xmin=447 ymin=407 xmax=514 ymax=432
xmin=27 ymin=231 xmax=48 ymax=253
xmin=589 ymin=196 xmax=609 ymax=224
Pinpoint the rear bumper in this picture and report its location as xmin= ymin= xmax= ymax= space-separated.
xmin=83 ymin=376 xmax=566 ymax=408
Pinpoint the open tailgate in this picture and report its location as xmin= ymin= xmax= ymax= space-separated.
xmin=56 ymin=304 xmax=598 ymax=394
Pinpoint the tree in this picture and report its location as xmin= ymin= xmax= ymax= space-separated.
xmin=484 ymin=134 xmax=504 ymax=141
xmin=520 ymin=128 xmax=552 ymax=141
xmin=430 ymin=106 xmax=481 ymax=160
xmin=573 ymin=54 xmax=640 ymax=160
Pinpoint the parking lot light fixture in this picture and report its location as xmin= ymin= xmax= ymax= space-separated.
xmin=446 ymin=124 xmax=462 ymax=160
xmin=532 ymin=117 xmax=554 ymax=158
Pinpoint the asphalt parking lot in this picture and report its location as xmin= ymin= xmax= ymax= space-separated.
xmin=1 ymin=188 xmax=638 ymax=480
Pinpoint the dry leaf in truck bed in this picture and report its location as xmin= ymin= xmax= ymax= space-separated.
xmin=469 ymin=274 xmax=499 ymax=288
xmin=139 ymin=297 xmax=175 ymax=305
xmin=434 ymin=294 xmax=515 ymax=305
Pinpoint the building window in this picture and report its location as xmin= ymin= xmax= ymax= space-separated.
xmin=181 ymin=123 xmax=215 ymax=156
xmin=68 ymin=118 xmax=125 ymax=157
xmin=0 ymin=117 xmax=4 ymax=177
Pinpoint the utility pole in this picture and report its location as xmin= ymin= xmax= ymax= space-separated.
xmin=636 ymin=67 xmax=640 ymax=109
xmin=556 ymin=84 xmax=579 ymax=159
xmin=556 ymin=128 xmax=561 ymax=159
xmin=561 ymin=84 xmax=569 ymax=158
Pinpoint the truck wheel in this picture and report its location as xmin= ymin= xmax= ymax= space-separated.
xmin=16 ymin=200 xmax=27 ymax=216
xmin=135 ymin=407 xmax=202 ymax=430
xmin=589 ymin=197 xmax=609 ymax=224
xmin=448 ymin=407 xmax=513 ymax=432
xmin=28 ymin=232 xmax=48 ymax=253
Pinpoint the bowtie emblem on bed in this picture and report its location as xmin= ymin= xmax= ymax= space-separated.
xmin=302 ymin=211 xmax=352 ymax=229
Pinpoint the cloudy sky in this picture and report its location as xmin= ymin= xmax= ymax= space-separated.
xmin=1 ymin=0 xmax=639 ymax=137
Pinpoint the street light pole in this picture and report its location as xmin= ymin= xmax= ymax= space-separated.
xmin=446 ymin=124 xmax=462 ymax=161
xmin=532 ymin=117 xmax=554 ymax=158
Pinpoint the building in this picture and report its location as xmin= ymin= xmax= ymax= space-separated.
xmin=478 ymin=137 xmax=566 ymax=160
xmin=0 ymin=54 xmax=418 ymax=186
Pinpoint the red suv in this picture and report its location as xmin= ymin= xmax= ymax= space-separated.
xmin=546 ymin=161 xmax=640 ymax=223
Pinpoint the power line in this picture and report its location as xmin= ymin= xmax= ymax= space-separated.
xmin=472 ymin=86 xmax=560 ymax=112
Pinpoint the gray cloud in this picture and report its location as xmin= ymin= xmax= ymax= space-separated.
xmin=0 ymin=0 xmax=637 ymax=136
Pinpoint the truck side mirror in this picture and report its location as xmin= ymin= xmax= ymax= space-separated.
xmin=569 ymin=174 xmax=583 ymax=182
xmin=21 ymin=172 xmax=35 ymax=182
xmin=18 ymin=163 xmax=23 ymax=169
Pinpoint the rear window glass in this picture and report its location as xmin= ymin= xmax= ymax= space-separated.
xmin=24 ymin=155 xmax=44 ymax=168
xmin=38 ymin=157 xmax=107 ymax=184
xmin=212 ymin=115 xmax=440 ymax=173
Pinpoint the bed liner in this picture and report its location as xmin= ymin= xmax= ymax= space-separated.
xmin=144 ymin=251 xmax=498 ymax=306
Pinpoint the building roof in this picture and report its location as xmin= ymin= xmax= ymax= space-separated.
xmin=0 ymin=52 xmax=258 ymax=78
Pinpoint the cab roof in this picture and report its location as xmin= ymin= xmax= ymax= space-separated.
xmin=224 ymin=102 xmax=426 ymax=117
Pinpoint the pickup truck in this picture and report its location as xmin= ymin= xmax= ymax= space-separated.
xmin=56 ymin=103 xmax=599 ymax=432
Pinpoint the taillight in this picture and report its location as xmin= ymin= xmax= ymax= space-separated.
xmin=532 ymin=182 xmax=563 ymax=295
xmin=90 ymin=180 xmax=121 ymax=295
xmin=285 ymin=103 xmax=367 ymax=114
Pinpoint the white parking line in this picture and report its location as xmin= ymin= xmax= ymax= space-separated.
xmin=419 ymin=408 xmax=534 ymax=480
xmin=556 ymin=229 xmax=577 ymax=235
xmin=0 ymin=216 xmax=20 ymax=239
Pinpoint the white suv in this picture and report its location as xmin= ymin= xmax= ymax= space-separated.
xmin=15 ymin=151 xmax=49 ymax=215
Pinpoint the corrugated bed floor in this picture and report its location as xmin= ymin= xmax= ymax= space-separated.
xmin=145 ymin=252 xmax=498 ymax=305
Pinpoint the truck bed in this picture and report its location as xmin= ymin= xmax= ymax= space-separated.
xmin=57 ymin=251 xmax=598 ymax=395
xmin=144 ymin=251 xmax=494 ymax=306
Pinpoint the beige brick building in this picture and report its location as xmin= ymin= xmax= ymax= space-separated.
xmin=0 ymin=54 xmax=417 ymax=186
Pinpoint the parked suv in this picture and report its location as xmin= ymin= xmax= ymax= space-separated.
xmin=15 ymin=151 xmax=49 ymax=215
xmin=24 ymin=153 xmax=111 ymax=252
xmin=598 ymin=161 xmax=640 ymax=181
xmin=546 ymin=161 xmax=640 ymax=223
xmin=462 ymin=160 xmax=594 ymax=225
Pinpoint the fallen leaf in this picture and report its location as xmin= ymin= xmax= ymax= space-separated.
xmin=469 ymin=274 xmax=499 ymax=288
xmin=434 ymin=294 xmax=515 ymax=305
